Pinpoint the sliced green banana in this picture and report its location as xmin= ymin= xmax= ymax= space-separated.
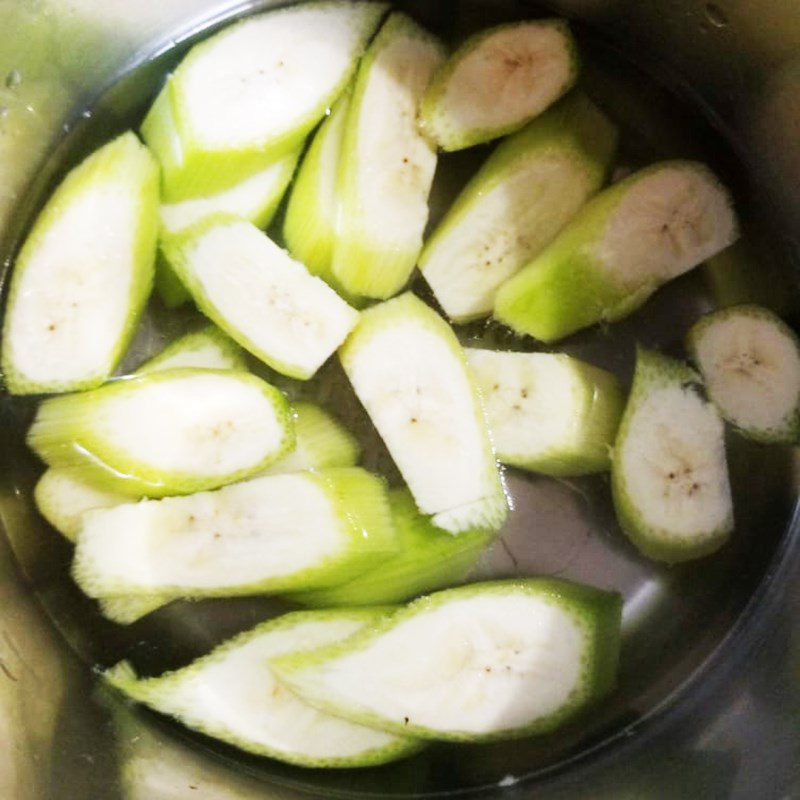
xmin=419 ymin=19 xmax=579 ymax=151
xmin=288 ymin=488 xmax=495 ymax=607
xmin=332 ymin=13 xmax=445 ymax=299
xmin=262 ymin=401 xmax=360 ymax=476
xmin=2 ymin=132 xmax=159 ymax=394
xmin=420 ymin=92 xmax=617 ymax=322
xmin=142 ymin=2 xmax=387 ymax=200
xmin=100 ymin=595 xmax=169 ymax=626
xmin=467 ymin=348 xmax=624 ymax=476
xmin=162 ymin=215 xmax=359 ymax=379
xmin=687 ymin=304 xmax=800 ymax=444
xmin=272 ymin=579 xmax=622 ymax=742
xmin=283 ymin=93 xmax=350 ymax=284
xmin=339 ymin=293 xmax=508 ymax=534
xmin=105 ymin=609 xmax=421 ymax=768
xmin=34 ymin=468 xmax=129 ymax=542
xmin=136 ymin=325 xmax=248 ymax=374
xmin=494 ymin=161 xmax=739 ymax=343
xmin=27 ymin=368 xmax=294 ymax=497
xmin=611 ymin=347 xmax=733 ymax=563
xmin=73 ymin=468 xmax=396 ymax=599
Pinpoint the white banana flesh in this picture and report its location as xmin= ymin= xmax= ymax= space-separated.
xmin=105 ymin=610 xmax=420 ymax=767
xmin=688 ymin=304 xmax=800 ymax=443
xmin=163 ymin=217 xmax=359 ymax=379
xmin=135 ymin=326 xmax=247 ymax=374
xmin=339 ymin=293 xmax=507 ymax=533
xmin=72 ymin=468 xmax=396 ymax=598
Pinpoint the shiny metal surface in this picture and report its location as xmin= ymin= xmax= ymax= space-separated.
xmin=0 ymin=1 xmax=798 ymax=798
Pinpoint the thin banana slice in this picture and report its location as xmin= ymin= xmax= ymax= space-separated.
xmin=105 ymin=609 xmax=421 ymax=767
xmin=688 ymin=304 xmax=800 ymax=443
xmin=466 ymin=349 xmax=624 ymax=476
xmin=73 ymin=468 xmax=396 ymax=600
xmin=420 ymin=20 xmax=579 ymax=151
xmin=339 ymin=293 xmax=508 ymax=534
xmin=27 ymin=368 xmax=294 ymax=497
xmin=611 ymin=347 xmax=733 ymax=563
xmin=141 ymin=2 xmax=387 ymax=200
xmin=2 ymin=132 xmax=159 ymax=394
xmin=332 ymin=13 xmax=445 ymax=299
xmin=272 ymin=579 xmax=622 ymax=742
xmin=162 ymin=215 xmax=359 ymax=379
xmin=420 ymin=92 xmax=617 ymax=322
xmin=283 ymin=93 xmax=350 ymax=285
xmin=288 ymin=488 xmax=495 ymax=607
xmin=494 ymin=161 xmax=739 ymax=342
xmin=135 ymin=325 xmax=248 ymax=374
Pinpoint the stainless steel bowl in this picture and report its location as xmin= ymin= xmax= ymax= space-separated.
xmin=1 ymin=1 xmax=799 ymax=798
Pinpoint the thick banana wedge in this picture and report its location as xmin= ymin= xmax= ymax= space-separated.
xmin=73 ymin=468 xmax=396 ymax=600
xmin=332 ymin=13 xmax=445 ymax=299
xmin=466 ymin=348 xmax=624 ymax=476
xmin=27 ymin=368 xmax=294 ymax=497
xmin=105 ymin=609 xmax=422 ymax=767
xmin=687 ymin=304 xmax=800 ymax=443
xmin=494 ymin=161 xmax=739 ymax=342
xmin=2 ymin=133 xmax=159 ymax=394
xmin=135 ymin=325 xmax=247 ymax=374
xmin=420 ymin=20 xmax=579 ymax=151
xmin=611 ymin=347 xmax=733 ymax=563
xmin=141 ymin=2 xmax=387 ymax=200
xmin=272 ymin=579 xmax=622 ymax=741
xmin=287 ymin=488 xmax=495 ymax=606
xmin=339 ymin=293 xmax=508 ymax=533
xmin=420 ymin=92 xmax=617 ymax=322
xmin=162 ymin=215 xmax=359 ymax=379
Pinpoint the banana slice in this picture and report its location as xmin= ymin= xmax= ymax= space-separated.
xmin=420 ymin=92 xmax=617 ymax=322
xmin=283 ymin=93 xmax=350 ymax=286
xmin=27 ymin=368 xmax=294 ymax=497
xmin=339 ymin=293 xmax=508 ymax=534
xmin=104 ymin=609 xmax=422 ymax=767
xmin=162 ymin=215 xmax=359 ymax=380
xmin=141 ymin=2 xmax=387 ymax=200
xmin=419 ymin=20 xmax=579 ymax=151
xmin=687 ymin=304 xmax=800 ymax=443
xmin=332 ymin=13 xmax=445 ymax=299
xmin=611 ymin=347 xmax=733 ymax=563
xmin=135 ymin=325 xmax=248 ymax=374
xmin=272 ymin=579 xmax=622 ymax=742
xmin=261 ymin=401 xmax=361 ymax=476
xmin=494 ymin=161 xmax=739 ymax=342
xmin=288 ymin=488 xmax=495 ymax=607
xmin=72 ymin=468 xmax=396 ymax=600
xmin=2 ymin=132 xmax=159 ymax=394
xmin=466 ymin=348 xmax=624 ymax=476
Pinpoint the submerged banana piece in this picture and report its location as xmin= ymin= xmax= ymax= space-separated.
xmin=420 ymin=93 xmax=617 ymax=322
xmin=162 ymin=216 xmax=359 ymax=379
xmin=687 ymin=304 xmax=800 ymax=444
xmin=339 ymin=293 xmax=508 ymax=534
xmin=28 ymin=369 xmax=294 ymax=497
xmin=420 ymin=20 xmax=579 ymax=151
xmin=611 ymin=347 xmax=733 ymax=563
xmin=262 ymin=402 xmax=360 ymax=476
xmin=283 ymin=94 xmax=350 ymax=285
xmin=141 ymin=2 xmax=386 ymax=200
xmin=135 ymin=325 xmax=248 ymax=374
xmin=466 ymin=348 xmax=624 ymax=476
xmin=332 ymin=13 xmax=445 ymax=299
xmin=2 ymin=133 xmax=159 ymax=394
xmin=105 ymin=609 xmax=421 ymax=767
xmin=272 ymin=579 xmax=622 ymax=742
xmin=288 ymin=488 xmax=495 ymax=607
xmin=494 ymin=161 xmax=739 ymax=343
xmin=73 ymin=468 xmax=396 ymax=599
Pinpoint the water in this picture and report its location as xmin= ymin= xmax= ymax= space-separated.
xmin=0 ymin=1 xmax=796 ymax=797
